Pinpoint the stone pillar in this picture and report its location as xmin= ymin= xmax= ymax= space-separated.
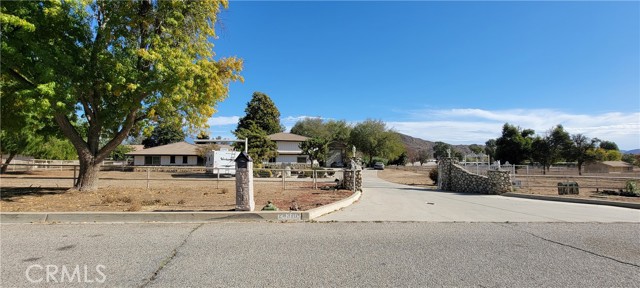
xmin=344 ymin=160 xmax=363 ymax=192
xmin=488 ymin=170 xmax=512 ymax=194
xmin=235 ymin=152 xmax=255 ymax=211
xmin=438 ymin=158 xmax=453 ymax=191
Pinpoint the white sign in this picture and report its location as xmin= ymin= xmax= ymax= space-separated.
xmin=277 ymin=213 xmax=302 ymax=221
xmin=206 ymin=150 xmax=240 ymax=175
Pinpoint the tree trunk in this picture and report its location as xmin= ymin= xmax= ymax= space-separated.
xmin=0 ymin=152 xmax=16 ymax=174
xmin=75 ymin=155 xmax=101 ymax=191
xmin=577 ymin=162 xmax=583 ymax=176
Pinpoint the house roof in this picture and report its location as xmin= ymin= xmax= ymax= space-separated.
xmin=126 ymin=145 xmax=145 ymax=152
xmin=126 ymin=142 xmax=199 ymax=156
xmin=599 ymin=161 xmax=634 ymax=168
xmin=268 ymin=132 xmax=308 ymax=142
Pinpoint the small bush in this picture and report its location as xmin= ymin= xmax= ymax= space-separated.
xmin=429 ymin=168 xmax=438 ymax=185
xmin=177 ymin=199 xmax=186 ymax=205
xmin=118 ymin=196 xmax=133 ymax=203
xmin=625 ymin=180 xmax=638 ymax=194
xmin=101 ymin=195 xmax=116 ymax=204
xmin=141 ymin=199 xmax=163 ymax=206
xmin=254 ymin=169 xmax=273 ymax=178
xmin=126 ymin=202 xmax=141 ymax=212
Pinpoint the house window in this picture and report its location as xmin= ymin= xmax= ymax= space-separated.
xmin=183 ymin=156 xmax=188 ymax=164
xmin=297 ymin=157 xmax=307 ymax=164
xmin=144 ymin=156 xmax=160 ymax=165
xmin=170 ymin=156 xmax=176 ymax=164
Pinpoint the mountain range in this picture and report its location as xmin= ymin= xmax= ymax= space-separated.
xmin=397 ymin=133 xmax=474 ymax=159
xmin=398 ymin=133 xmax=640 ymax=158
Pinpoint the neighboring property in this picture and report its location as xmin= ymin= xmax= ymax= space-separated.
xmin=268 ymin=132 xmax=310 ymax=164
xmin=126 ymin=142 xmax=201 ymax=166
xmin=584 ymin=161 xmax=634 ymax=173
xmin=125 ymin=145 xmax=145 ymax=152
xmin=326 ymin=142 xmax=347 ymax=168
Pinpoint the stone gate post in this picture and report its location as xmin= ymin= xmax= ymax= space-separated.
xmin=235 ymin=152 xmax=255 ymax=211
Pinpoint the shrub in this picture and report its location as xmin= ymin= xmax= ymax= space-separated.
xmin=429 ymin=168 xmax=438 ymax=185
xmin=126 ymin=202 xmax=141 ymax=212
xmin=253 ymin=169 xmax=273 ymax=178
xmin=141 ymin=199 xmax=163 ymax=206
xmin=625 ymin=180 xmax=638 ymax=193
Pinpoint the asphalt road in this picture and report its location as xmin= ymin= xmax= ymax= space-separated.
xmin=317 ymin=170 xmax=640 ymax=222
xmin=1 ymin=222 xmax=639 ymax=287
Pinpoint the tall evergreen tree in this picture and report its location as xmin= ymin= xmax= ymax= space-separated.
xmin=235 ymin=92 xmax=285 ymax=136
xmin=233 ymin=92 xmax=283 ymax=162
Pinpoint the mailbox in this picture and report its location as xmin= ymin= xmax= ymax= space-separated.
xmin=235 ymin=152 xmax=253 ymax=169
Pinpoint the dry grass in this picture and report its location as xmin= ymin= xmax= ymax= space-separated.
xmin=0 ymin=170 xmax=352 ymax=212
xmin=377 ymin=168 xmax=436 ymax=188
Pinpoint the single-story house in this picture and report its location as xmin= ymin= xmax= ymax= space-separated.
xmin=126 ymin=142 xmax=202 ymax=166
xmin=268 ymin=132 xmax=310 ymax=164
xmin=584 ymin=161 xmax=634 ymax=173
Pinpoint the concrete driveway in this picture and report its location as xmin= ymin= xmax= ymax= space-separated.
xmin=317 ymin=170 xmax=640 ymax=222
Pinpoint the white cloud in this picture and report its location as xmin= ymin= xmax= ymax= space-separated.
xmin=389 ymin=108 xmax=640 ymax=150
xmin=207 ymin=116 xmax=240 ymax=127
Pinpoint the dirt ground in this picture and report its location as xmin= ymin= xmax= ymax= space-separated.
xmin=0 ymin=170 xmax=352 ymax=212
xmin=379 ymin=166 xmax=640 ymax=204
xmin=377 ymin=168 xmax=436 ymax=188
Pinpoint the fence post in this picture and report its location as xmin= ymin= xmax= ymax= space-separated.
xmin=73 ymin=165 xmax=77 ymax=186
xmin=146 ymin=168 xmax=150 ymax=189
xmin=313 ymin=169 xmax=317 ymax=190
xmin=282 ymin=169 xmax=286 ymax=190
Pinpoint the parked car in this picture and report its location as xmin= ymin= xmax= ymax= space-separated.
xmin=373 ymin=162 xmax=385 ymax=170
xmin=330 ymin=162 xmax=345 ymax=168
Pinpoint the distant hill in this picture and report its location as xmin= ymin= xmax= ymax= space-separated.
xmin=622 ymin=149 xmax=640 ymax=155
xmin=396 ymin=133 xmax=474 ymax=160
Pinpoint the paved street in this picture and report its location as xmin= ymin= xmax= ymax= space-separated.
xmin=2 ymin=171 xmax=640 ymax=287
xmin=317 ymin=170 xmax=640 ymax=222
xmin=1 ymin=222 xmax=639 ymax=287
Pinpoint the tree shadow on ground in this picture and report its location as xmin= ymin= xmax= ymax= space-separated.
xmin=390 ymin=187 xmax=498 ymax=196
xmin=1 ymin=187 xmax=69 ymax=202
xmin=170 ymin=173 xmax=233 ymax=179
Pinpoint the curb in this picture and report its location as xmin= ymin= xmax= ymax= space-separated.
xmin=501 ymin=193 xmax=640 ymax=210
xmin=0 ymin=191 xmax=362 ymax=224
xmin=307 ymin=191 xmax=362 ymax=219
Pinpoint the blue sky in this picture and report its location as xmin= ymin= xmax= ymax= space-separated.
xmin=204 ymin=1 xmax=640 ymax=150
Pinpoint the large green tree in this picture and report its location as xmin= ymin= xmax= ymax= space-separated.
xmin=299 ymin=137 xmax=329 ymax=167
xmin=1 ymin=1 xmax=242 ymax=191
xmin=495 ymin=123 xmax=534 ymax=165
xmin=531 ymin=136 xmax=552 ymax=174
xmin=236 ymin=92 xmax=285 ymax=136
xmin=547 ymin=125 xmax=573 ymax=162
xmin=141 ymin=118 xmax=186 ymax=148
xmin=531 ymin=125 xmax=573 ymax=173
xmin=290 ymin=118 xmax=328 ymax=139
xmin=233 ymin=92 xmax=283 ymax=162
xmin=291 ymin=118 xmax=352 ymax=143
xmin=349 ymin=119 xmax=404 ymax=165
xmin=484 ymin=139 xmax=497 ymax=162
xmin=568 ymin=134 xmax=597 ymax=175
xmin=234 ymin=124 xmax=278 ymax=163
